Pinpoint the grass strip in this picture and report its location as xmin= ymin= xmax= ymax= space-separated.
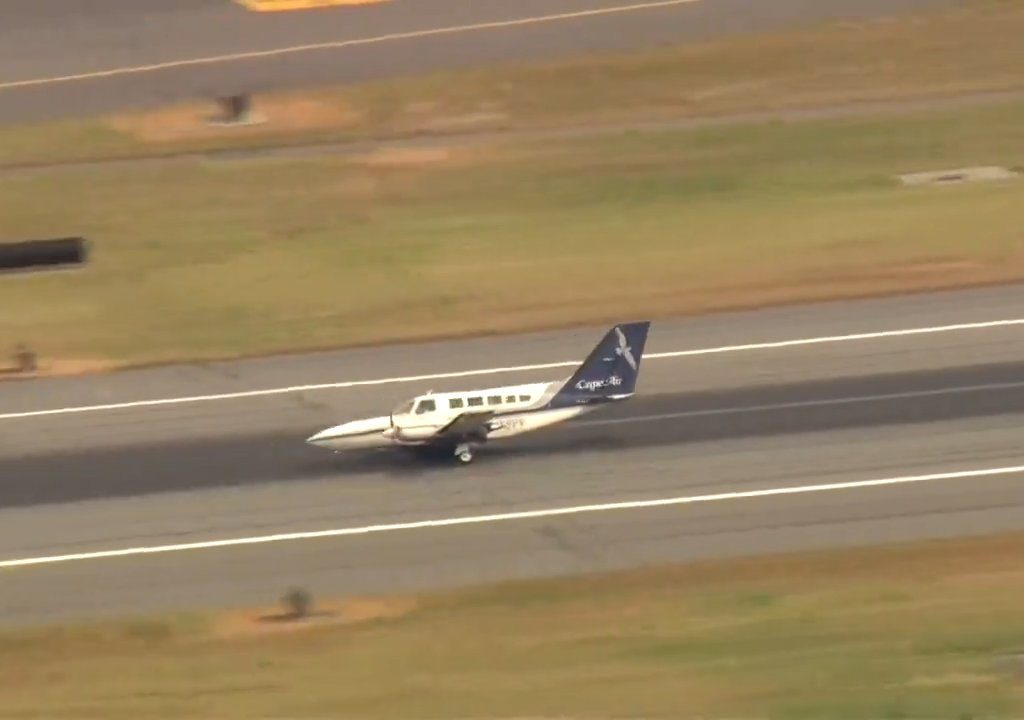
xmin=2 ymin=96 xmax=1023 ymax=370
xmin=0 ymin=0 xmax=1023 ymax=167
xmin=3 ymin=531 xmax=1024 ymax=718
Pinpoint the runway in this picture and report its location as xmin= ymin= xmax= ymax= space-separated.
xmin=0 ymin=0 xmax=1018 ymax=634
xmin=0 ymin=0 xmax=960 ymax=125
xmin=2 ymin=285 xmax=1024 ymax=626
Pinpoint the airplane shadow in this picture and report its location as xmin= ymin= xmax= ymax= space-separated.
xmin=11 ymin=370 xmax=1023 ymax=508
xmin=287 ymin=430 xmax=634 ymax=481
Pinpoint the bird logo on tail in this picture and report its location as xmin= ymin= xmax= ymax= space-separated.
xmin=614 ymin=326 xmax=637 ymax=370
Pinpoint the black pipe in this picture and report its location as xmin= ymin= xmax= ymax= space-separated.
xmin=0 ymin=237 xmax=88 ymax=272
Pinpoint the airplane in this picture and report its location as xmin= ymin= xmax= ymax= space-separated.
xmin=305 ymin=320 xmax=650 ymax=464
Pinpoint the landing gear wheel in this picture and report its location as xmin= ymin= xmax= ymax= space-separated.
xmin=455 ymin=444 xmax=474 ymax=464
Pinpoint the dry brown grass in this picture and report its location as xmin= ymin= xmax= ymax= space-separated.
xmin=5 ymin=532 xmax=1024 ymax=718
xmin=3 ymin=1 xmax=1023 ymax=168
xmin=3 ymin=2 xmax=1024 ymax=369
xmin=180 ymin=2 xmax=1024 ymax=141
xmin=107 ymin=93 xmax=363 ymax=144
xmin=212 ymin=595 xmax=418 ymax=640
xmin=3 ymin=94 xmax=1024 ymax=369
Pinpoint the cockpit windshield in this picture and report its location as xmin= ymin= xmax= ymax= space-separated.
xmin=392 ymin=399 xmax=415 ymax=415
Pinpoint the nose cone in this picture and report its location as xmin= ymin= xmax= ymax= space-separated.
xmin=305 ymin=416 xmax=393 ymax=451
xmin=305 ymin=427 xmax=335 ymax=445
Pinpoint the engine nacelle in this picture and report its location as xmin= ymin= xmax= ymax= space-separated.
xmin=389 ymin=415 xmax=437 ymax=442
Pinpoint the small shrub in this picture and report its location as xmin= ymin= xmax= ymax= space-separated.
xmin=282 ymin=587 xmax=314 ymax=619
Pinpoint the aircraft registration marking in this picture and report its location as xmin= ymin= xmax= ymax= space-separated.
xmin=490 ymin=417 xmax=526 ymax=431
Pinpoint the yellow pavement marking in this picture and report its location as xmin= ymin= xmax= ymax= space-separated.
xmin=235 ymin=0 xmax=388 ymax=11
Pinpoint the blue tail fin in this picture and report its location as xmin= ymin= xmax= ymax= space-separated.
xmin=548 ymin=321 xmax=651 ymax=408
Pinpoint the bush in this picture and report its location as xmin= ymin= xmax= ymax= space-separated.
xmin=281 ymin=587 xmax=314 ymax=619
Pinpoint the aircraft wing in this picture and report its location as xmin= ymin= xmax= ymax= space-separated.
xmin=434 ymin=411 xmax=495 ymax=440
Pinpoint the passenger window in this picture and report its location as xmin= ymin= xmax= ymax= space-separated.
xmin=505 ymin=395 xmax=516 ymax=403
xmin=467 ymin=397 xmax=483 ymax=407
xmin=488 ymin=395 xmax=502 ymax=405
xmin=449 ymin=398 xmax=464 ymax=409
xmin=415 ymin=399 xmax=436 ymax=414
xmin=519 ymin=394 xmax=531 ymax=402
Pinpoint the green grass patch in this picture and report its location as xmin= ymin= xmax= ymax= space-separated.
xmin=5 ymin=532 xmax=1024 ymax=718
xmin=3 ymin=96 xmax=1024 ymax=369
xmin=0 ymin=0 xmax=1023 ymax=167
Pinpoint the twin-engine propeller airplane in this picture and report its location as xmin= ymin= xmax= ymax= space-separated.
xmin=306 ymin=321 xmax=651 ymax=464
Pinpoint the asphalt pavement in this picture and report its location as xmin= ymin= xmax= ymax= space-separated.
xmin=0 ymin=0 xmax=960 ymax=125
xmin=2 ymin=284 xmax=1024 ymax=625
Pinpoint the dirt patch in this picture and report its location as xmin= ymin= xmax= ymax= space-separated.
xmin=46 ymin=358 xmax=115 ymax=375
xmin=341 ymin=144 xmax=501 ymax=175
xmin=899 ymin=165 xmax=1020 ymax=186
xmin=0 ymin=358 xmax=115 ymax=380
xmin=212 ymin=595 xmax=418 ymax=640
xmin=349 ymin=142 xmax=501 ymax=169
xmin=106 ymin=95 xmax=361 ymax=143
xmin=339 ymin=596 xmax=418 ymax=623
xmin=885 ymin=257 xmax=988 ymax=277
xmin=356 ymin=146 xmax=454 ymax=168
xmin=418 ymin=111 xmax=509 ymax=132
xmin=906 ymin=672 xmax=1000 ymax=687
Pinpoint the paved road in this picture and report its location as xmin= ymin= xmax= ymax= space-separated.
xmin=0 ymin=0 xmax=960 ymax=125
xmin=2 ymin=284 xmax=1024 ymax=625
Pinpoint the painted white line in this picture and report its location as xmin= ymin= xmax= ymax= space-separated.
xmin=580 ymin=379 xmax=1024 ymax=427
xmin=0 ymin=360 xmax=582 ymax=420
xmin=0 ymin=0 xmax=699 ymax=91
xmin=649 ymin=318 xmax=1024 ymax=357
xmin=3 ymin=464 xmax=1022 ymax=569
xmin=3 ymin=317 xmax=1023 ymax=422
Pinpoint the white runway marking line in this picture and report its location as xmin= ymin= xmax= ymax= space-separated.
xmin=3 ymin=317 xmax=1023 ymax=421
xmin=2 ymin=464 xmax=1023 ymax=569
xmin=0 ymin=0 xmax=699 ymax=91
xmin=580 ymin=379 xmax=1024 ymax=427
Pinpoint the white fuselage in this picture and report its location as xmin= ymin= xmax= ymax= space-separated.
xmin=306 ymin=380 xmax=601 ymax=452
